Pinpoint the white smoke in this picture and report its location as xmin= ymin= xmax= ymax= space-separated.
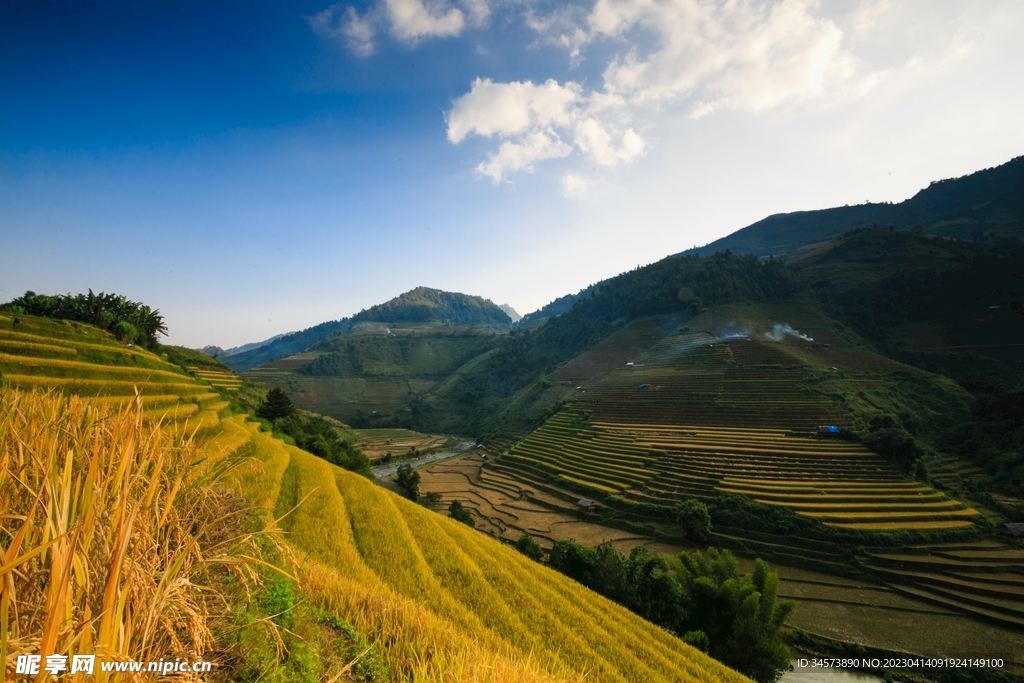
xmin=714 ymin=322 xmax=753 ymax=341
xmin=763 ymin=323 xmax=813 ymax=343
xmin=354 ymin=322 xmax=392 ymax=334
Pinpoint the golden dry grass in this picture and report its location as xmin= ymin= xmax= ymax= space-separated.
xmin=2 ymin=374 xmax=205 ymax=394
xmin=0 ymin=353 xmax=186 ymax=380
xmin=0 ymin=339 xmax=79 ymax=356
xmin=224 ymin=428 xmax=751 ymax=683
xmin=1 ymin=389 xmax=254 ymax=681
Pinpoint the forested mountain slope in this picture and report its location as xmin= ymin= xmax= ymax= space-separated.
xmin=223 ymin=287 xmax=511 ymax=373
xmin=680 ymin=154 xmax=1024 ymax=260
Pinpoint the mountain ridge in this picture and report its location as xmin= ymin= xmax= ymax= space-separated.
xmin=223 ymin=287 xmax=511 ymax=373
xmin=679 ymin=154 xmax=1024 ymax=261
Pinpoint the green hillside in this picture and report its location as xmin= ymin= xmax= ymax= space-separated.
xmin=223 ymin=287 xmax=512 ymax=373
xmin=478 ymin=301 xmax=1024 ymax=637
xmin=793 ymin=228 xmax=1024 ymax=393
xmin=243 ymin=325 xmax=504 ymax=429
xmin=353 ymin=286 xmax=512 ymax=331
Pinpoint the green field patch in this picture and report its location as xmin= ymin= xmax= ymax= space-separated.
xmin=800 ymin=509 xmax=980 ymax=523
xmin=722 ymin=477 xmax=927 ymax=489
xmin=504 ymin=453 xmax=633 ymax=492
xmin=556 ymin=474 xmax=620 ymax=494
xmin=726 ymin=491 xmax=948 ymax=503
xmin=510 ymin=445 xmax=655 ymax=482
xmin=754 ymin=500 xmax=965 ymax=512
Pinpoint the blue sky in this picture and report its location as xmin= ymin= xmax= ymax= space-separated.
xmin=2 ymin=0 xmax=1023 ymax=348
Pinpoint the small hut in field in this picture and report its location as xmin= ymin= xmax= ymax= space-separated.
xmin=997 ymin=523 xmax=1024 ymax=544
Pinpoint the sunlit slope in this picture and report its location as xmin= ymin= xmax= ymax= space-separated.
xmin=188 ymin=366 xmax=242 ymax=390
xmin=2 ymin=314 xmax=747 ymax=682
xmin=0 ymin=314 xmax=228 ymax=430
xmin=230 ymin=423 xmax=749 ymax=682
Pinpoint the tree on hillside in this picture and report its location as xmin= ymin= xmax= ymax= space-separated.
xmin=675 ymin=498 xmax=712 ymax=543
xmin=420 ymin=491 xmax=443 ymax=509
xmin=0 ymin=290 xmax=168 ymax=347
xmin=448 ymin=499 xmax=475 ymax=528
xmin=548 ymin=539 xmax=793 ymax=683
xmin=395 ymin=463 xmax=420 ymax=502
xmin=515 ymin=533 xmax=544 ymax=562
xmin=269 ymin=410 xmax=372 ymax=478
xmin=678 ymin=550 xmax=794 ymax=683
xmin=256 ymin=388 xmax=295 ymax=421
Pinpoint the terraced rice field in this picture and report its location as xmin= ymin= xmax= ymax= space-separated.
xmin=354 ymin=427 xmax=449 ymax=459
xmin=866 ymin=541 xmax=1024 ymax=630
xmin=504 ymin=412 xmax=662 ymax=494
xmin=420 ymin=454 xmax=652 ymax=550
xmin=188 ymin=366 xmax=243 ymax=390
xmin=573 ymin=338 xmax=842 ymax=430
xmin=0 ymin=314 xmax=230 ymax=429
xmin=501 ymin=413 xmax=977 ymax=532
xmin=716 ymin=478 xmax=977 ymax=531
xmin=418 ymin=455 xmax=1024 ymax=669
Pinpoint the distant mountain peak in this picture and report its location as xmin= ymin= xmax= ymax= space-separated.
xmin=498 ymin=304 xmax=522 ymax=323
xmin=352 ymin=287 xmax=512 ymax=331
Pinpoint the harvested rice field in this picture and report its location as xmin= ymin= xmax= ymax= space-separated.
xmin=418 ymin=453 xmax=1024 ymax=672
xmin=353 ymin=427 xmax=449 ymax=459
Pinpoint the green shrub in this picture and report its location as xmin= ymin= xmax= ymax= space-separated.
xmin=448 ymin=499 xmax=475 ymax=528
xmin=515 ymin=532 xmax=544 ymax=561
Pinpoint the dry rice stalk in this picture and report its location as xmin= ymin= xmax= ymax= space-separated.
xmin=0 ymin=388 xmax=255 ymax=681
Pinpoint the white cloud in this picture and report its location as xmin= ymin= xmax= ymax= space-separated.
xmin=590 ymin=0 xmax=861 ymax=116
xmin=310 ymin=0 xmax=482 ymax=55
xmin=451 ymin=0 xmax=879 ymax=182
xmin=562 ymin=173 xmax=592 ymax=197
xmin=308 ymin=4 xmax=378 ymax=56
xmin=460 ymin=0 xmax=490 ymax=27
xmin=446 ymin=78 xmax=581 ymax=143
xmin=848 ymin=0 xmax=892 ymax=40
xmin=476 ymin=130 xmax=573 ymax=182
xmin=447 ymin=77 xmax=646 ymax=181
xmin=342 ymin=6 xmax=378 ymax=56
xmin=524 ymin=5 xmax=592 ymax=60
xmin=384 ymin=0 xmax=465 ymax=41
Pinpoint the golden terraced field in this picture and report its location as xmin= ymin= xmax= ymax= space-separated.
xmin=1 ymin=313 xmax=749 ymax=682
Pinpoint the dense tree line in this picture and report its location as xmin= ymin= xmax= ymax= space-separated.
xmin=1 ymin=290 xmax=168 ymax=347
xmin=256 ymin=389 xmax=372 ymax=477
xmin=824 ymin=235 xmax=1024 ymax=394
xmin=545 ymin=541 xmax=793 ymax=683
